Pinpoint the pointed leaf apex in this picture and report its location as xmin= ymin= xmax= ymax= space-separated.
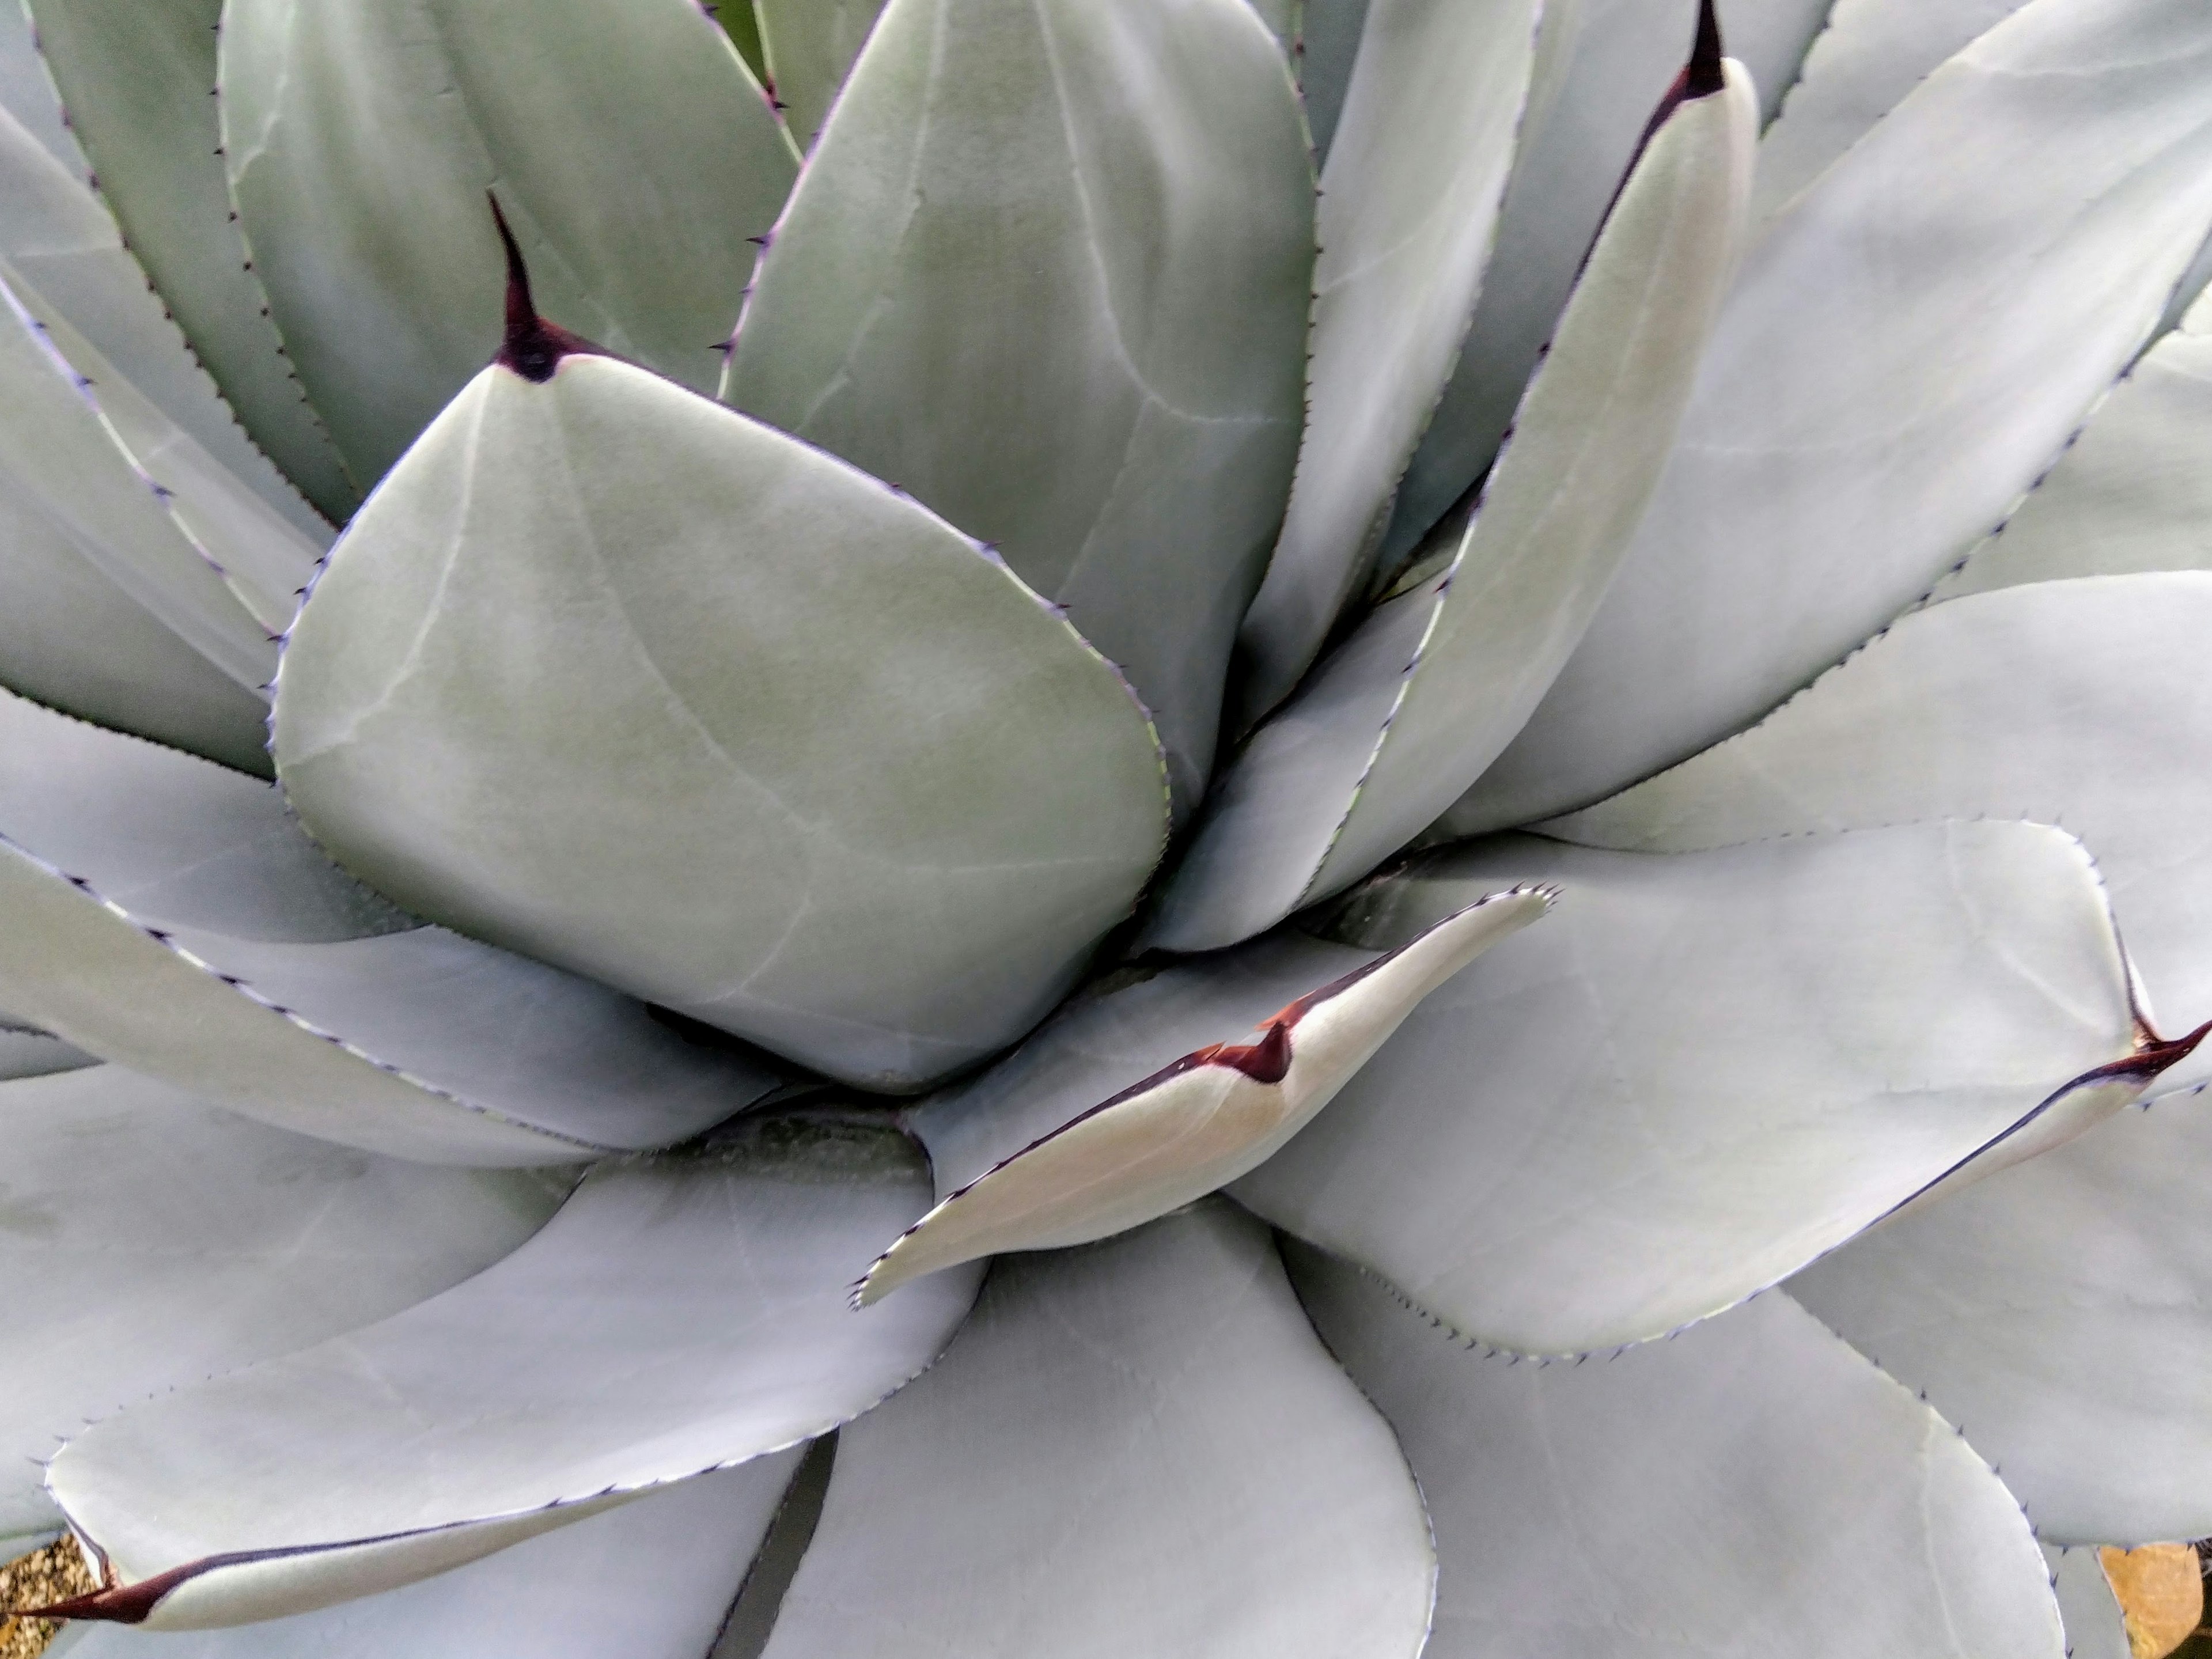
xmin=487 ymin=192 xmax=606 ymax=384
xmin=1687 ymin=0 xmax=1726 ymax=99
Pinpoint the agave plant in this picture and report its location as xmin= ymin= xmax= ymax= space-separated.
xmin=2 ymin=0 xmax=2211 ymax=1653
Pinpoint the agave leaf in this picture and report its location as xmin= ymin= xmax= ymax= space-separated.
xmin=1752 ymin=0 xmax=2032 ymax=221
xmin=22 ymin=0 xmax=360 ymax=521
xmin=2048 ymin=1546 xmax=2134 ymax=1659
xmin=0 ymin=0 xmax=80 ymax=175
xmin=764 ymin=1203 xmax=1434 ymax=1659
xmin=1295 ymin=0 xmax=1366 ymax=161
xmin=1543 ymin=574 xmax=2212 ymax=1100
xmin=276 ymin=350 xmax=1168 ymax=1090
xmin=0 ymin=685 xmax=785 ymax=1166
xmin=1714 ymin=0 xmax=1834 ymax=120
xmin=753 ymin=0 xmax=886 ymax=151
xmin=1231 ymin=0 xmax=1542 ymax=720
xmin=1246 ymin=0 xmax=1298 ymax=58
xmin=855 ymin=887 xmax=1549 ymax=1304
xmin=1290 ymin=1248 xmax=2066 ymax=1659
xmin=1234 ymin=822 xmax=2145 ymax=1355
xmin=60 ymin=1460 xmax=805 ymax=1659
xmin=217 ymin=0 xmax=797 ymax=486
xmin=1453 ymin=0 xmax=2212 ymax=831
xmin=0 ymin=1065 xmax=567 ymax=1543
xmin=0 ymin=1010 xmax=94 ymax=1081
xmin=724 ymin=0 xmax=1310 ymax=814
xmin=1791 ymin=1093 xmax=2212 ymax=1546
xmin=42 ymin=1113 xmax=979 ymax=1630
xmin=1149 ymin=62 xmax=1755 ymax=951
xmin=1930 ymin=294 xmax=2212 ymax=600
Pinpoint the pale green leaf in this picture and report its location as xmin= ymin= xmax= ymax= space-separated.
xmin=754 ymin=0 xmax=886 ymax=151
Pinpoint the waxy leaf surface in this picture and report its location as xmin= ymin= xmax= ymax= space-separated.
xmin=276 ymin=354 xmax=1168 ymax=1090
xmin=766 ymin=1203 xmax=1434 ymax=1659
xmin=2048 ymin=1546 xmax=2133 ymax=1659
xmin=754 ymin=0 xmax=886 ymax=151
xmin=1236 ymin=823 xmax=2138 ymax=1353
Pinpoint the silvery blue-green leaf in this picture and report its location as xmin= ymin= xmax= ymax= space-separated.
xmin=61 ymin=1459 xmax=805 ymax=1659
xmin=1544 ymin=574 xmax=2212 ymax=1100
xmin=0 ymin=1012 xmax=94 ymax=1081
xmin=856 ymin=888 xmax=1548 ymax=1304
xmin=1791 ymin=1093 xmax=2212 ymax=1546
xmin=0 ymin=1065 xmax=566 ymax=1546
xmin=1290 ymin=1248 xmax=2065 ymax=1659
xmin=1232 ymin=0 xmax=1541 ymax=720
xmin=754 ymin=0 xmax=884 ymax=151
xmin=21 ymin=0 xmax=359 ymax=521
xmin=1929 ymin=293 xmax=2212 ymax=600
xmin=1452 ymin=0 xmax=2212 ymax=832
xmin=1715 ymin=0 xmax=1833 ymax=120
xmin=1296 ymin=0 xmax=1367 ymax=161
xmin=1150 ymin=63 xmax=1755 ymax=951
xmin=724 ymin=0 xmax=1310 ymax=813
xmin=0 ymin=0 xmax=82 ymax=175
xmin=0 ymin=684 xmax=785 ymax=1166
xmin=1244 ymin=0 xmax=1297 ymax=58
xmin=218 ymin=0 xmax=797 ymax=486
xmin=764 ymin=1202 xmax=1434 ymax=1659
xmin=2047 ymin=1546 xmax=2132 ymax=1659
xmin=43 ymin=1113 xmax=980 ymax=1630
xmin=1752 ymin=0 xmax=2032 ymax=220
xmin=275 ymin=351 xmax=1168 ymax=1091
xmin=1235 ymin=823 xmax=2141 ymax=1354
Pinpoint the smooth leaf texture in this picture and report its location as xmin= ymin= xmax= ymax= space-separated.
xmin=754 ymin=0 xmax=886 ymax=150
xmin=1544 ymin=574 xmax=2212 ymax=1098
xmin=45 ymin=1113 xmax=981 ymax=1630
xmin=0 ymin=1013 xmax=94 ymax=1082
xmin=763 ymin=1203 xmax=1434 ymax=1659
xmin=857 ymin=887 xmax=1548 ymax=1304
xmin=1151 ymin=64 xmax=1755 ymax=950
xmin=1235 ymin=823 xmax=2138 ymax=1354
xmin=1290 ymin=1247 xmax=2065 ymax=1659
xmin=1791 ymin=1093 xmax=2212 ymax=1546
xmin=0 ymin=685 xmax=785 ymax=1166
xmin=1295 ymin=0 xmax=1368 ymax=163
xmin=24 ymin=0 xmax=358 ymax=521
xmin=1453 ymin=0 xmax=2212 ymax=831
xmin=1232 ymin=0 xmax=1541 ymax=718
xmin=218 ymin=0 xmax=797 ymax=486
xmin=275 ymin=354 xmax=1168 ymax=1090
xmin=1931 ymin=289 xmax=2212 ymax=600
xmin=725 ymin=0 xmax=1310 ymax=812
xmin=2048 ymin=1546 xmax=2133 ymax=1659
xmin=61 ymin=1460 xmax=805 ymax=1659
xmin=0 ymin=1065 xmax=566 ymax=1545
xmin=0 ymin=0 xmax=82 ymax=175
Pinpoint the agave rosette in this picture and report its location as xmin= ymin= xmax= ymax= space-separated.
xmin=1 ymin=0 xmax=2208 ymax=1653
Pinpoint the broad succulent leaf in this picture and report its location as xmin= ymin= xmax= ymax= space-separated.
xmin=724 ymin=0 xmax=1310 ymax=813
xmin=0 ymin=1012 xmax=93 ymax=1082
xmin=42 ymin=1113 xmax=979 ymax=1630
xmin=0 ymin=686 xmax=785 ymax=1166
xmin=22 ymin=0 xmax=359 ymax=522
xmin=2047 ymin=1546 xmax=2133 ymax=1659
xmin=855 ymin=887 xmax=1548 ymax=1304
xmin=1235 ymin=822 xmax=2142 ymax=1354
xmin=0 ymin=1065 xmax=566 ymax=1543
xmin=274 ymin=350 xmax=1169 ymax=1090
xmin=1454 ymin=0 xmax=2212 ymax=831
xmin=763 ymin=1203 xmax=1435 ymax=1659
xmin=1544 ymin=573 xmax=2212 ymax=1099
xmin=1290 ymin=1247 xmax=2066 ymax=1659
xmin=0 ymin=0 xmax=80 ymax=174
xmin=1294 ymin=0 xmax=1368 ymax=163
xmin=1230 ymin=0 xmax=1542 ymax=718
xmin=753 ymin=0 xmax=887 ymax=152
xmin=217 ymin=0 xmax=797 ymax=486
xmin=1791 ymin=1092 xmax=2212 ymax=1545
xmin=1711 ymin=0 xmax=1834 ymax=120
xmin=1931 ymin=290 xmax=2212 ymax=599
xmin=1151 ymin=58 xmax=1755 ymax=950
xmin=61 ymin=1460 xmax=806 ymax=1659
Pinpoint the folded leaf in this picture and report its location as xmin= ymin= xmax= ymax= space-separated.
xmin=1455 ymin=0 xmax=2212 ymax=830
xmin=0 ymin=1065 xmax=565 ymax=1543
xmin=1150 ymin=55 xmax=1755 ymax=950
xmin=1236 ymin=823 xmax=2142 ymax=1354
xmin=766 ymin=1203 xmax=1434 ymax=1659
xmin=754 ymin=0 xmax=885 ymax=151
xmin=1231 ymin=0 xmax=1542 ymax=718
xmin=218 ymin=0 xmax=797 ymax=484
xmin=1543 ymin=573 xmax=2212 ymax=1099
xmin=59 ymin=1460 xmax=805 ymax=1659
xmin=725 ymin=0 xmax=1310 ymax=812
xmin=0 ymin=685 xmax=785 ymax=1165
xmin=1290 ymin=1247 xmax=2065 ymax=1659
xmin=42 ymin=1112 xmax=979 ymax=1630
xmin=857 ymin=887 xmax=1549 ymax=1303
xmin=22 ymin=0 xmax=359 ymax=521
xmin=1791 ymin=1092 xmax=2212 ymax=1546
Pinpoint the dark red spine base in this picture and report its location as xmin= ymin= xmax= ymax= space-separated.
xmin=487 ymin=192 xmax=611 ymax=384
